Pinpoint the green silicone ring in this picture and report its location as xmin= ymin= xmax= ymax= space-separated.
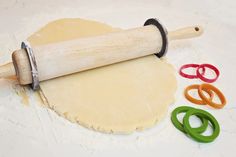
xmin=183 ymin=108 xmax=220 ymax=143
xmin=171 ymin=106 xmax=208 ymax=133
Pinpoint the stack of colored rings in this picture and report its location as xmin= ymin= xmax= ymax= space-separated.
xmin=179 ymin=64 xmax=220 ymax=83
xmin=184 ymin=83 xmax=226 ymax=109
xmin=171 ymin=106 xmax=220 ymax=143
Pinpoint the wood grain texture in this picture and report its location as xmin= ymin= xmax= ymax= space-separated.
xmin=11 ymin=25 xmax=162 ymax=84
xmin=6 ymin=25 xmax=202 ymax=85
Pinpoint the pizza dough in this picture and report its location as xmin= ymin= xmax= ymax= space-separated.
xmin=28 ymin=18 xmax=177 ymax=133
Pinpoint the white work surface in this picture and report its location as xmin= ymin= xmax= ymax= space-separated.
xmin=0 ymin=0 xmax=236 ymax=157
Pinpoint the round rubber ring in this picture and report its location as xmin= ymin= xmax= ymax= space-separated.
xmin=196 ymin=64 xmax=220 ymax=83
xmin=179 ymin=64 xmax=205 ymax=79
xmin=171 ymin=106 xmax=208 ymax=133
xmin=144 ymin=18 xmax=168 ymax=58
xmin=184 ymin=84 xmax=214 ymax=105
xmin=198 ymin=83 xmax=226 ymax=109
xmin=183 ymin=108 xmax=220 ymax=143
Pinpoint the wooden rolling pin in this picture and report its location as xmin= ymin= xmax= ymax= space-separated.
xmin=0 ymin=19 xmax=203 ymax=89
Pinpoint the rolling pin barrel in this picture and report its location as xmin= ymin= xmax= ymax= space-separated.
xmin=13 ymin=25 xmax=164 ymax=85
xmin=1 ymin=19 xmax=203 ymax=89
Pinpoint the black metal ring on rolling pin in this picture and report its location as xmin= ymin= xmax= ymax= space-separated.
xmin=21 ymin=41 xmax=40 ymax=90
xmin=144 ymin=18 xmax=168 ymax=58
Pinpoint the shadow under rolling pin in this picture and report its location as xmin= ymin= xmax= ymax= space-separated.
xmin=0 ymin=18 xmax=203 ymax=90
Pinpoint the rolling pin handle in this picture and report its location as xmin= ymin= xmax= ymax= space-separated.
xmin=168 ymin=25 xmax=203 ymax=41
xmin=0 ymin=62 xmax=15 ymax=78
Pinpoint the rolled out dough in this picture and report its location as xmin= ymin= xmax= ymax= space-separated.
xmin=28 ymin=18 xmax=177 ymax=133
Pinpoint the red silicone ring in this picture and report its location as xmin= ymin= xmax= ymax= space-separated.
xmin=179 ymin=64 xmax=205 ymax=79
xmin=196 ymin=64 xmax=220 ymax=83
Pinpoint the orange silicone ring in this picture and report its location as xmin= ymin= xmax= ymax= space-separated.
xmin=198 ymin=83 xmax=226 ymax=109
xmin=184 ymin=84 xmax=214 ymax=105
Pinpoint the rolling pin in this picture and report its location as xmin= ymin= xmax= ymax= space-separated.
xmin=0 ymin=18 xmax=203 ymax=90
